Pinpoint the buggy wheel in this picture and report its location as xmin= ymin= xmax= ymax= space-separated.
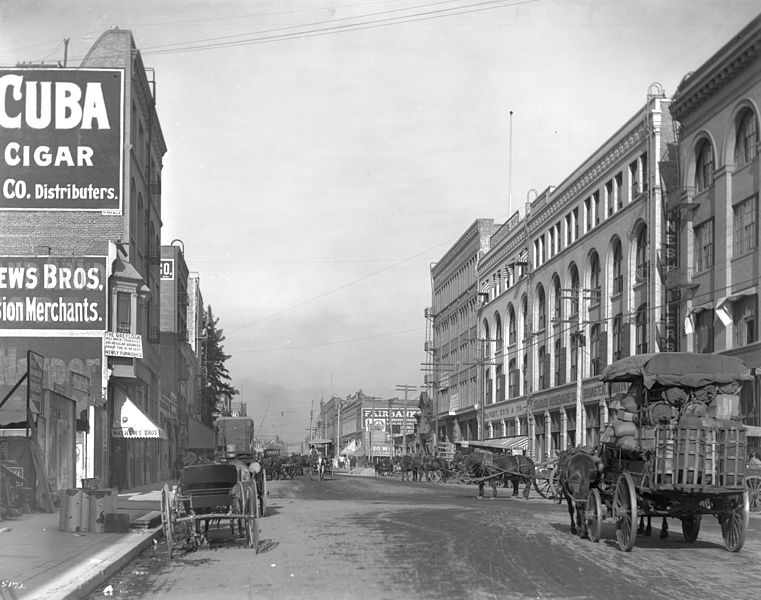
xmin=549 ymin=466 xmax=563 ymax=503
xmin=720 ymin=491 xmax=749 ymax=552
xmin=613 ymin=472 xmax=637 ymax=552
xmin=745 ymin=475 xmax=761 ymax=512
xmin=585 ymin=488 xmax=603 ymax=542
xmin=681 ymin=514 xmax=701 ymax=543
xmin=245 ymin=482 xmax=260 ymax=552
xmin=533 ymin=471 xmax=551 ymax=499
xmin=429 ymin=470 xmax=442 ymax=483
xmin=160 ymin=484 xmax=176 ymax=559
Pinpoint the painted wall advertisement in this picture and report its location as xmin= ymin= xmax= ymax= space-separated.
xmin=0 ymin=256 xmax=107 ymax=330
xmin=0 ymin=336 xmax=103 ymax=425
xmin=0 ymin=68 xmax=124 ymax=211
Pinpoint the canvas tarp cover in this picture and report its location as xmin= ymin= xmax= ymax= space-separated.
xmin=599 ymin=352 xmax=752 ymax=390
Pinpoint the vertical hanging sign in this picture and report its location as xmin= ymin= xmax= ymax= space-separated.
xmin=27 ymin=350 xmax=44 ymax=415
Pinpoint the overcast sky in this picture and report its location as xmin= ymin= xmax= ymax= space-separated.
xmin=2 ymin=0 xmax=760 ymax=398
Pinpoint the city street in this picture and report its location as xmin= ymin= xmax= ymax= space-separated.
xmin=89 ymin=474 xmax=761 ymax=600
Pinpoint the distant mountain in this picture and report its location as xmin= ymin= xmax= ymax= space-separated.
xmin=235 ymin=377 xmax=396 ymax=446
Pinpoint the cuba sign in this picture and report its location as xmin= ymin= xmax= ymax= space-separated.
xmin=0 ymin=68 xmax=124 ymax=211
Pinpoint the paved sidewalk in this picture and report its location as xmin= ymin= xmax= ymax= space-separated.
xmin=0 ymin=482 xmax=171 ymax=600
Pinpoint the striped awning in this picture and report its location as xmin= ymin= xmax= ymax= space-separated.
xmin=458 ymin=436 xmax=528 ymax=452
xmin=112 ymin=396 xmax=166 ymax=439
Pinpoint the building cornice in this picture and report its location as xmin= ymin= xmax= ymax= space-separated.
xmin=671 ymin=16 xmax=761 ymax=121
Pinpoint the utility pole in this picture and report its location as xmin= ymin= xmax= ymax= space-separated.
xmin=396 ymin=385 xmax=418 ymax=455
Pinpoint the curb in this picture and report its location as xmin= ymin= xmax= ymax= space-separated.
xmin=65 ymin=526 xmax=163 ymax=600
xmin=23 ymin=526 xmax=164 ymax=600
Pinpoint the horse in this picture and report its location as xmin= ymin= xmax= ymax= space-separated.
xmin=556 ymin=448 xmax=601 ymax=537
xmin=398 ymin=454 xmax=423 ymax=481
xmin=375 ymin=457 xmax=394 ymax=477
xmin=314 ymin=454 xmax=327 ymax=480
xmin=462 ymin=451 xmax=536 ymax=499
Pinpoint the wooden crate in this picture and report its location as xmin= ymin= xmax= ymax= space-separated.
xmin=654 ymin=425 xmax=717 ymax=485
xmin=717 ymin=427 xmax=746 ymax=487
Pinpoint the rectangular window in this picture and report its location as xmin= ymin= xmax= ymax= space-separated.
xmin=694 ymin=219 xmax=714 ymax=272
xmin=615 ymin=173 xmax=623 ymax=210
xmin=584 ymin=197 xmax=592 ymax=232
xmin=734 ymin=296 xmax=758 ymax=346
xmin=733 ymin=196 xmax=758 ymax=257
xmin=116 ymin=291 xmax=131 ymax=333
xmin=572 ymin=207 xmax=579 ymax=241
xmin=695 ymin=309 xmax=714 ymax=353
xmin=565 ymin=214 xmax=572 ymax=246
xmin=606 ymin=180 xmax=614 ymax=216
xmin=593 ymin=191 xmax=600 ymax=225
xmin=629 ymin=160 xmax=639 ymax=197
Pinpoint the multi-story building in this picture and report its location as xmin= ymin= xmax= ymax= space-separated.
xmin=159 ymin=241 xmax=201 ymax=478
xmin=669 ymin=13 xmax=761 ymax=426
xmin=426 ymin=219 xmax=499 ymax=451
xmin=0 ymin=29 xmax=167 ymax=489
xmin=475 ymin=89 xmax=674 ymax=461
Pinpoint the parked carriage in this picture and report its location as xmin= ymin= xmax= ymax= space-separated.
xmin=160 ymin=463 xmax=261 ymax=558
xmin=561 ymin=352 xmax=752 ymax=552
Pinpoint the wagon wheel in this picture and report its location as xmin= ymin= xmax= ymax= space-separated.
xmin=232 ymin=481 xmax=246 ymax=536
xmin=744 ymin=475 xmax=761 ymax=512
xmin=719 ymin=491 xmax=749 ymax=552
xmin=160 ymin=484 xmax=176 ymax=559
xmin=244 ymin=481 xmax=260 ymax=552
xmin=585 ymin=488 xmax=603 ymax=543
xmin=428 ymin=470 xmax=442 ymax=483
xmin=533 ymin=470 xmax=552 ymax=499
xmin=613 ymin=472 xmax=637 ymax=552
xmin=543 ymin=466 xmax=563 ymax=503
xmin=680 ymin=514 xmax=701 ymax=543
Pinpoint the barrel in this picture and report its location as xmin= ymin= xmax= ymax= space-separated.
xmin=59 ymin=489 xmax=84 ymax=532
xmin=87 ymin=489 xmax=117 ymax=533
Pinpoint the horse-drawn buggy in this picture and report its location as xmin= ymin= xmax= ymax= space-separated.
xmin=308 ymin=439 xmax=334 ymax=480
xmin=560 ymin=352 xmax=752 ymax=552
xmin=160 ymin=462 xmax=262 ymax=558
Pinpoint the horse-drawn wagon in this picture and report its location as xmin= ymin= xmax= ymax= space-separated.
xmin=308 ymin=439 xmax=334 ymax=480
xmin=560 ymin=352 xmax=752 ymax=552
xmin=160 ymin=462 xmax=261 ymax=558
xmin=456 ymin=439 xmax=558 ymax=499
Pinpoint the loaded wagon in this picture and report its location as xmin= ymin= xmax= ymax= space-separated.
xmin=562 ymin=352 xmax=752 ymax=552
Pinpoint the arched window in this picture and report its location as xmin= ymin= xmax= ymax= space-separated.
xmin=508 ymin=305 xmax=516 ymax=345
xmin=494 ymin=313 xmax=503 ymax=356
xmin=735 ymin=110 xmax=758 ymax=168
xmin=538 ymin=345 xmax=547 ymax=390
xmin=569 ymin=264 xmax=579 ymax=317
xmin=636 ymin=304 xmax=648 ymax=354
xmin=695 ymin=139 xmax=714 ymax=193
xmin=590 ymin=325 xmax=601 ymax=376
xmin=553 ymin=276 xmax=562 ymax=322
xmin=508 ymin=358 xmax=518 ymax=398
xmin=522 ymin=296 xmax=529 ymax=340
xmin=636 ymin=226 xmax=649 ymax=281
xmin=483 ymin=320 xmax=491 ymax=358
xmin=589 ymin=252 xmax=601 ymax=304
xmin=612 ymin=314 xmax=624 ymax=361
xmin=612 ymin=239 xmax=623 ymax=295
xmin=537 ymin=286 xmax=546 ymax=331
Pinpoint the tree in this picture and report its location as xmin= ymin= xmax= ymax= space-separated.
xmin=200 ymin=305 xmax=238 ymax=426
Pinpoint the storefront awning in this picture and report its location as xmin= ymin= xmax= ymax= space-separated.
xmin=458 ymin=436 xmax=529 ymax=452
xmin=112 ymin=396 xmax=166 ymax=439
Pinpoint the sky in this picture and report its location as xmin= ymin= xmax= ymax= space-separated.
xmin=2 ymin=0 xmax=761 ymax=409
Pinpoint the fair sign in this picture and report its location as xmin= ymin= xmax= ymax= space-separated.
xmin=0 ymin=68 xmax=124 ymax=211
xmin=0 ymin=256 xmax=107 ymax=330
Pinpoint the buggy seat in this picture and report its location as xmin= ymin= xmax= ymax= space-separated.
xmin=181 ymin=463 xmax=239 ymax=511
